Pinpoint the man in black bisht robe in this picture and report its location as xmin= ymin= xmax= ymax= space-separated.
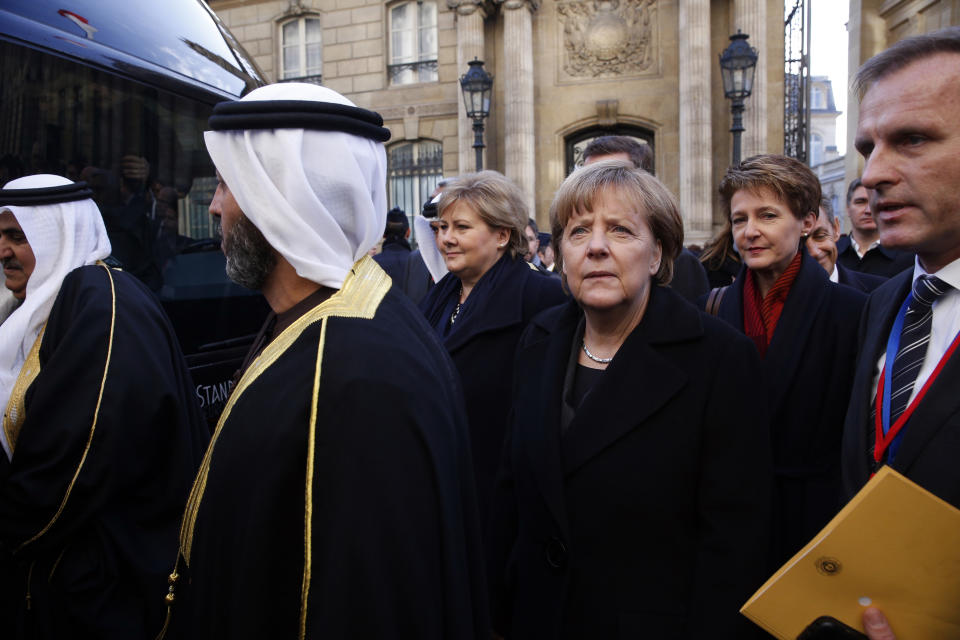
xmin=161 ymin=82 xmax=487 ymax=639
xmin=0 ymin=174 xmax=209 ymax=639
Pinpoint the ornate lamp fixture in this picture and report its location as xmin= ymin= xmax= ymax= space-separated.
xmin=719 ymin=31 xmax=758 ymax=166
xmin=459 ymin=58 xmax=493 ymax=171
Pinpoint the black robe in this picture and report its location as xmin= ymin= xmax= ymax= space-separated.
xmin=166 ymin=257 xmax=488 ymax=639
xmin=0 ymin=264 xmax=208 ymax=640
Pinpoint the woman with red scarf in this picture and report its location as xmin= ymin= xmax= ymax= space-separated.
xmin=704 ymin=154 xmax=867 ymax=570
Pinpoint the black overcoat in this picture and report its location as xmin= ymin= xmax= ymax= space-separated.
xmin=841 ymin=269 xmax=960 ymax=508
xmin=492 ymin=287 xmax=773 ymax=639
xmin=421 ymin=255 xmax=566 ymax=528
xmin=708 ymin=252 xmax=866 ymax=566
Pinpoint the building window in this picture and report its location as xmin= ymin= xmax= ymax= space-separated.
xmin=388 ymin=140 xmax=443 ymax=241
xmin=388 ymin=1 xmax=438 ymax=86
xmin=565 ymin=125 xmax=656 ymax=175
xmin=280 ymin=16 xmax=322 ymax=82
xmin=810 ymin=132 xmax=824 ymax=166
xmin=812 ymin=85 xmax=825 ymax=109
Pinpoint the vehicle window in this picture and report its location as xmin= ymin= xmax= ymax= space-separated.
xmin=0 ymin=40 xmax=270 ymax=424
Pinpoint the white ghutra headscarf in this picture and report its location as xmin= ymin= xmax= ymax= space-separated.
xmin=0 ymin=174 xmax=112 ymax=459
xmin=204 ymin=83 xmax=389 ymax=290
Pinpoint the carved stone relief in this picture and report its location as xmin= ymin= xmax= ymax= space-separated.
xmin=556 ymin=0 xmax=658 ymax=81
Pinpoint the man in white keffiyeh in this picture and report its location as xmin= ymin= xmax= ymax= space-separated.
xmin=0 ymin=174 xmax=207 ymax=638
xmin=162 ymin=83 xmax=488 ymax=639
xmin=0 ymin=174 xmax=111 ymax=458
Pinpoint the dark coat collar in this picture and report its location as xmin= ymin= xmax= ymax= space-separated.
xmin=425 ymin=256 xmax=539 ymax=353
xmin=380 ymin=236 xmax=411 ymax=252
xmin=517 ymin=287 xmax=702 ymax=533
xmin=838 ymin=233 xmax=902 ymax=261
xmin=717 ymin=251 xmax=831 ymax=413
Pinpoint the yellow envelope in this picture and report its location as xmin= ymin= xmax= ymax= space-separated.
xmin=741 ymin=466 xmax=960 ymax=639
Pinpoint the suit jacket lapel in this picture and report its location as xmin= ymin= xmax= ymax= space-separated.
xmin=880 ymin=272 xmax=960 ymax=471
xmin=846 ymin=272 xmax=912 ymax=484
xmin=561 ymin=288 xmax=694 ymax=477
xmin=761 ymin=255 xmax=829 ymax=414
xmin=894 ymin=350 xmax=960 ymax=472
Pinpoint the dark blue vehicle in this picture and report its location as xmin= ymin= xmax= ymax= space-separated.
xmin=0 ymin=0 xmax=271 ymax=425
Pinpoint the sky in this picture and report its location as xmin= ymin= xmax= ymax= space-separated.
xmin=809 ymin=0 xmax=850 ymax=154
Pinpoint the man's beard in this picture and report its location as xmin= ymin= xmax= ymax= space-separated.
xmin=222 ymin=213 xmax=276 ymax=291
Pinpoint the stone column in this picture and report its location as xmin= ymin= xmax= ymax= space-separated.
xmin=733 ymin=0 xmax=767 ymax=158
xmin=497 ymin=0 xmax=538 ymax=220
xmin=678 ymin=0 xmax=712 ymax=245
xmin=448 ymin=0 xmax=487 ymax=173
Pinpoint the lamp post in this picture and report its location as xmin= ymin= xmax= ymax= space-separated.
xmin=718 ymin=31 xmax=758 ymax=166
xmin=459 ymin=58 xmax=493 ymax=171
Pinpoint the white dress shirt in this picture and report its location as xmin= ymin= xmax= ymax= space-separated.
xmin=872 ymin=256 xmax=960 ymax=405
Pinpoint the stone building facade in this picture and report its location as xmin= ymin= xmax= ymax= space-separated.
xmin=208 ymin=0 xmax=786 ymax=245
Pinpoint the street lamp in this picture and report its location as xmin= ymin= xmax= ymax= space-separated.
xmin=459 ymin=58 xmax=493 ymax=171
xmin=718 ymin=30 xmax=758 ymax=166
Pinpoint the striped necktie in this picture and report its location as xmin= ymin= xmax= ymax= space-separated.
xmin=888 ymin=275 xmax=954 ymax=424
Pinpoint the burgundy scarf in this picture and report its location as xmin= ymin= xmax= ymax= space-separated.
xmin=742 ymin=251 xmax=802 ymax=358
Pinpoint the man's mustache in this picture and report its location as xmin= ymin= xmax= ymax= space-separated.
xmin=2 ymin=257 xmax=23 ymax=270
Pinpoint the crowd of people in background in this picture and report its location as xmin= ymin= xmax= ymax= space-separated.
xmin=2 ymin=24 xmax=960 ymax=640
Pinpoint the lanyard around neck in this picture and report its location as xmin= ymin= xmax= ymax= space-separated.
xmin=874 ymin=292 xmax=960 ymax=463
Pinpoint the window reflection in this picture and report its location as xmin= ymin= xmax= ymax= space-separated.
xmin=0 ymin=40 xmax=268 ymax=358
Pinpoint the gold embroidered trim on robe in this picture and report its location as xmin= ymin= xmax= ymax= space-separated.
xmin=299 ymin=317 xmax=328 ymax=639
xmin=19 ymin=264 xmax=117 ymax=551
xmin=3 ymin=325 xmax=45 ymax=455
xmin=178 ymin=256 xmax=390 ymax=565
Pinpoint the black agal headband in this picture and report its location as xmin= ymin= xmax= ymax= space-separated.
xmin=0 ymin=181 xmax=94 ymax=206
xmin=208 ymin=99 xmax=391 ymax=142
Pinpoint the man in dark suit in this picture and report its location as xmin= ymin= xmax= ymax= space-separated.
xmin=842 ymin=27 xmax=960 ymax=639
xmin=836 ymin=177 xmax=914 ymax=278
xmin=807 ymin=197 xmax=885 ymax=293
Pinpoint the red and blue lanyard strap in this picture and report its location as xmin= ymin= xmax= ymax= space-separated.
xmin=874 ymin=292 xmax=960 ymax=465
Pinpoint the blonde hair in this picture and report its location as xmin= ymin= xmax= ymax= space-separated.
xmin=435 ymin=171 xmax=528 ymax=259
xmin=549 ymin=159 xmax=682 ymax=285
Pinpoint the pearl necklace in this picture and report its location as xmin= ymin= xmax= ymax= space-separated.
xmin=581 ymin=342 xmax=613 ymax=364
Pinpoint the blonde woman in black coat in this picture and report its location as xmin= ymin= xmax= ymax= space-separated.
xmin=420 ymin=171 xmax=566 ymax=530
xmin=490 ymin=161 xmax=773 ymax=639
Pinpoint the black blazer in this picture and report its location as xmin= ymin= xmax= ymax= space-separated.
xmin=707 ymin=252 xmax=866 ymax=566
xmin=421 ymin=256 xmax=566 ymax=528
xmin=493 ymin=287 xmax=773 ymax=639
xmin=837 ymin=264 xmax=886 ymax=293
xmin=841 ymin=270 xmax=960 ymax=508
